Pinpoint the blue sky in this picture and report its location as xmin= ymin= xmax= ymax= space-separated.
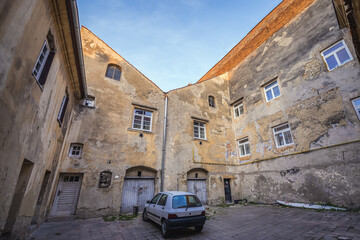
xmin=78 ymin=0 xmax=282 ymax=92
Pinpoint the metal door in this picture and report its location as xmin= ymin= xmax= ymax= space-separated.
xmin=224 ymin=178 xmax=232 ymax=203
xmin=120 ymin=178 xmax=154 ymax=213
xmin=187 ymin=179 xmax=207 ymax=204
xmin=51 ymin=174 xmax=82 ymax=216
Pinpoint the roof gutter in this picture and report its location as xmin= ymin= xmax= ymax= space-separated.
xmin=67 ymin=0 xmax=87 ymax=98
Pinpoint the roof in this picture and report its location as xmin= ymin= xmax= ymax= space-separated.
xmin=197 ymin=0 xmax=316 ymax=83
xmin=162 ymin=191 xmax=196 ymax=196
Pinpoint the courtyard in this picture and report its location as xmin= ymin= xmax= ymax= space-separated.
xmin=27 ymin=205 xmax=360 ymax=240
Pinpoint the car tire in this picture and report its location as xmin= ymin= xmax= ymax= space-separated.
xmin=142 ymin=209 xmax=149 ymax=222
xmin=161 ymin=220 xmax=169 ymax=238
xmin=195 ymin=225 xmax=203 ymax=232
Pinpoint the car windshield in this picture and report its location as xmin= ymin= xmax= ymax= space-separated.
xmin=172 ymin=195 xmax=202 ymax=209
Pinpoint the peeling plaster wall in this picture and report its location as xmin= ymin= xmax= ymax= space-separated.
xmin=56 ymin=28 xmax=165 ymax=218
xmin=165 ymin=76 xmax=241 ymax=205
xmin=0 ymin=0 xmax=79 ymax=238
xmin=228 ymin=0 xmax=360 ymax=207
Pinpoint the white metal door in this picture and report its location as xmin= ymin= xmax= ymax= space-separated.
xmin=120 ymin=178 xmax=154 ymax=213
xmin=187 ymin=179 xmax=207 ymax=204
xmin=51 ymin=174 xmax=82 ymax=216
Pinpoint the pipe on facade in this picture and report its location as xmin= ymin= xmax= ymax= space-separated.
xmin=160 ymin=96 xmax=168 ymax=192
xmin=69 ymin=0 xmax=87 ymax=98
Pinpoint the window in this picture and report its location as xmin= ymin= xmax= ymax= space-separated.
xmin=234 ymin=101 xmax=244 ymax=118
xmin=264 ymin=81 xmax=281 ymax=102
xmin=32 ymin=37 xmax=55 ymax=88
xmin=69 ymin=143 xmax=83 ymax=157
xmin=172 ymin=195 xmax=202 ymax=209
xmin=208 ymin=96 xmax=215 ymax=107
xmin=321 ymin=40 xmax=353 ymax=71
xmin=105 ymin=64 xmax=121 ymax=80
xmin=194 ymin=121 xmax=206 ymax=140
xmin=150 ymin=193 xmax=162 ymax=204
xmin=238 ymin=137 xmax=250 ymax=157
xmin=352 ymin=97 xmax=360 ymax=120
xmin=157 ymin=194 xmax=168 ymax=206
xmin=132 ymin=108 xmax=153 ymax=131
xmin=273 ymin=123 xmax=294 ymax=148
xmin=57 ymin=89 xmax=69 ymax=125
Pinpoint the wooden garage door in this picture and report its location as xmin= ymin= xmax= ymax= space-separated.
xmin=51 ymin=174 xmax=82 ymax=216
xmin=120 ymin=178 xmax=154 ymax=213
xmin=187 ymin=179 xmax=207 ymax=204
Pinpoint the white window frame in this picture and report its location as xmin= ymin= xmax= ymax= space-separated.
xmin=238 ymin=137 xmax=250 ymax=157
xmin=83 ymin=99 xmax=95 ymax=108
xmin=351 ymin=97 xmax=360 ymax=120
xmin=69 ymin=143 xmax=83 ymax=157
xmin=193 ymin=121 xmax=206 ymax=140
xmin=233 ymin=101 xmax=244 ymax=118
xmin=321 ymin=40 xmax=353 ymax=71
xmin=132 ymin=108 xmax=153 ymax=131
xmin=264 ymin=80 xmax=281 ymax=102
xmin=32 ymin=40 xmax=50 ymax=81
xmin=272 ymin=123 xmax=294 ymax=148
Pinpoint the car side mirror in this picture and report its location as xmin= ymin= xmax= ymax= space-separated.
xmin=146 ymin=200 xmax=150 ymax=204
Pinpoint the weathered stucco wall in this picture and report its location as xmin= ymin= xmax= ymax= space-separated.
xmin=56 ymin=28 xmax=165 ymax=218
xmin=226 ymin=0 xmax=360 ymax=207
xmin=0 ymin=0 xmax=83 ymax=238
xmin=165 ymin=76 xmax=242 ymax=205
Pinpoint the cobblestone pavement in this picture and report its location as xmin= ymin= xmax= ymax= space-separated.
xmin=27 ymin=205 xmax=360 ymax=240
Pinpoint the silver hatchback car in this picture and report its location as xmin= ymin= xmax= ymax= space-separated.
xmin=142 ymin=191 xmax=206 ymax=238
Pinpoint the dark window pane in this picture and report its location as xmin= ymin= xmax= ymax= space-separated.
xmin=325 ymin=55 xmax=338 ymax=70
xmin=284 ymin=131 xmax=293 ymax=144
xmin=273 ymin=86 xmax=280 ymax=97
xmin=172 ymin=195 xmax=187 ymax=208
xmin=245 ymin=143 xmax=250 ymax=155
xmin=323 ymin=42 xmax=343 ymax=56
xmin=114 ymin=68 xmax=121 ymax=80
xmin=337 ymin=48 xmax=350 ymax=64
xmin=105 ymin=67 xmax=114 ymax=78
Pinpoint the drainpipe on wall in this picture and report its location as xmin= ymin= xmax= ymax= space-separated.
xmin=160 ymin=95 xmax=168 ymax=192
xmin=68 ymin=0 xmax=88 ymax=98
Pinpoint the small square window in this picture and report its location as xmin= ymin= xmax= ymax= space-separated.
xmin=233 ymin=101 xmax=244 ymax=118
xmin=321 ymin=40 xmax=353 ymax=71
xmin=83 ymin=99 xmax=95 ymax=108
xmin=132 ymin=108 xmax=153 ymax=131
xmin=238 ymin=137 xmax=250 ymax=157
xmin=264 ymin=81 xmax=281 ymax=102
xmin=352 ymin=97 xmax=360 ymax=120
xmin=69 ymin=143 xmax=83 ymax=157
xmin=194 ymin=121 xmax=206 ymax=140
xmin=272 ymin=123 xmax=294 ymax=148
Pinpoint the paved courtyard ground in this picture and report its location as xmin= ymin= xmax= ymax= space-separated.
xmin=27 ymin=205 xmax=360 ymax=240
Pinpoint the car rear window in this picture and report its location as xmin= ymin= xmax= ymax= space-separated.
xmin=172 ymin=195 xmax=202 ymax=209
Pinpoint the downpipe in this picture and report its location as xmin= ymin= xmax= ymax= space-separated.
xmin=160 ymin=95 xmax=168 ymax=192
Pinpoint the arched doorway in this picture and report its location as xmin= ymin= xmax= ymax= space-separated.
xmin=120 ymin=166 xmax=156 ymax=213
xmin=187 ymin=168 xmax=208 ymax=204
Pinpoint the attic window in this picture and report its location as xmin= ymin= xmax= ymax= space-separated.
xmin=208 ymin=96 xmax=215 ymax=107
xmin=321 ymin=40 xmax=353 ymax=71
xmin=105 ymin=64 xmax=121 ymax=80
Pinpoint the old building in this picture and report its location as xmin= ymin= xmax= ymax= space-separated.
xmin=1 ymin=0 xmax=360 ymax=239
xmin=0 ymin=0 xmax=87 ymax=239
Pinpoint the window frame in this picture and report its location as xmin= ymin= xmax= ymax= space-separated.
xmin=208 ymin=96 xmax=215 ymax=108
xmin=233 ymin=100 xmax=244 ymax=118
xmin=132 ymin=108 xmax=153 ymax=132
xmin=321 ymin=40 xmax=353 ymax=71
xmin=57 ymin=89 xmax=69 ymax=126
xmin=105 ymin=64 xmax=122 ymax=81
xmin=193 ymin=121 xmax=206 ymax=140
xmin=69 ymin=143 xmax=83 ymax=158
xmin=351 ymin=97 xmax=360 ymax=120
xmin=272 ymin=123 xmax=294 ymax=148
xmin=264 ymin=80 xmax=281 ymax=102
xmin=32 ymin=40 xmax=51 ymax=84
xmin=237 ymin=137 xmax=251 ymax=157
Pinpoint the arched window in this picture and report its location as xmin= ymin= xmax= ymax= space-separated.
xmin=105 ymin=64 xmax=121 ymax=80
xmin=208 ymin=96 xmax=215 ymax=107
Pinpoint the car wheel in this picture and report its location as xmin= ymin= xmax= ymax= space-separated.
xmin=142 ymin=209 xmax=149 ymax=222
xmin=161 ymin=220 xmax=169 ymax=238
xmin=195 ymin=225 xmax=203 ymax=232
